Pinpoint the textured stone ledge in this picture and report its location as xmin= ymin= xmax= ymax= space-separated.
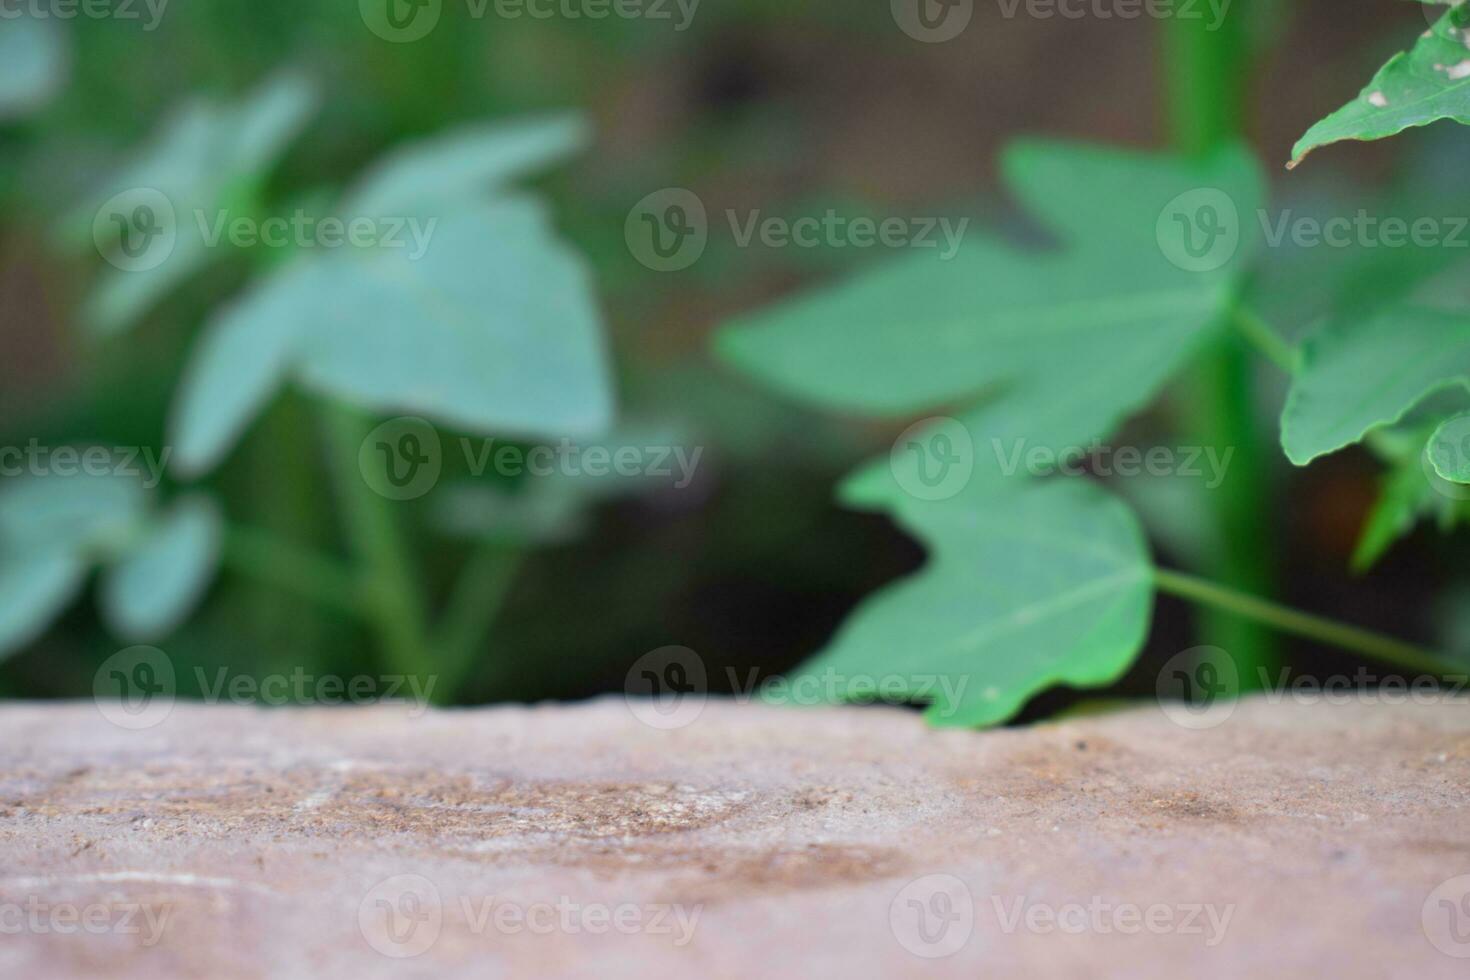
xmin=1 ymin=696 xmax=1468 ymax=978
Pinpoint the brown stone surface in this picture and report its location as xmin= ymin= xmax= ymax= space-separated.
xmin=2 ymin=695 xmax=1469 ymax=978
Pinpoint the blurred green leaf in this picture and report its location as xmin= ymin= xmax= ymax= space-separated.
xmin=100 ymin=496 xmax=223 ymax=641
xmin=168 ymin=262 xmax=312 ymax=475
xmin=69 ymin=72 xmax=318 ymax=335
xmin=172 ymin=197 xmax=613 ymax=474
xmin=341 ymin=114 xmax=589 ymax=221
xmin=787 ymin=480 xmax=1153 ymax=728
xmin=0 ymin=13 xmax=68 ymax=121
xmin=0 ymin=552 xmax=88 ymax=660
xmin=0 ymin=471 xmax=222 ymax=656
xmin=295 ymin=198 xmax=613 ymax=439
xmin=1292 ymin=3 xmax=1470 ymax=167
xmin=1281 ymin=305 xmax=1470 ymax=465
xmin=1353 ymin=453 xmax=1438 ymax=571
xmin=0 ymin=469 xmax=146 ymax=558
xmin=717 ymin=141 xmax=1264 ymax=499
xmin=1427 ymin=413 xmax=1470 ymax=483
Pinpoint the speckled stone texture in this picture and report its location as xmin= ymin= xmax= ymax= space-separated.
xmin=1 ymin=696 xmax=1468 ymax=978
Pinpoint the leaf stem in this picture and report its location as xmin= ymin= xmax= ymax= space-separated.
xmin=319 ymin=402 xmax=434 ymax=677
xmin=1154 ymin=568 xmax=1460 ymax=677
xmin=1162 ymin=7 xmax=1281 ymax=689
xmin=1229 ymin=305 xmax=1299 ymax=373
xmin=221 ymin=524 xmax=365 ymax=617
xmin=432 ymin=544 xmax=524 ymax=701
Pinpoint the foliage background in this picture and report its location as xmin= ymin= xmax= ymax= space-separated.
xmin=1 ymin=0 xmax=1466 ymax=712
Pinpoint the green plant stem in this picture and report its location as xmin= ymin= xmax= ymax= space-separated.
xmin=1155 ymin=568 xmax=1459 ymax=678
xmin=433 ymin=544 xmax=524 ymax=701
xmin=1163 ymin=9 xmax=1279 ymax=689
xmin=222 ymin=525 xmax=365 ymax=617
xmin=319 ymin=402 xmax=434 ymax=677
xmin=1230 ymin=306 xmax=1298 ymax=373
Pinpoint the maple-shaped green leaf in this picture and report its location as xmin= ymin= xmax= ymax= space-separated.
xmin=1281 ymin=305 xmax=1470 ymax=465
xmin=717 ymin=141 xmax=1265 ymax=500
xmin=714 ymin=141 xmax=1265 ymax=726
xmin=67 ymin=72 xmax=317 ymax=335
xmin=789 ymin=479 xmax=1154 ymax=728
xmin=1291 ymin=3 xmax=1470 ymax=167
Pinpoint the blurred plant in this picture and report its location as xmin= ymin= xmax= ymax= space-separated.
xmin=714 ymin=4 xmax=1470 ymax=727
xmin=1 ymin=72 xmax=622 ymax=698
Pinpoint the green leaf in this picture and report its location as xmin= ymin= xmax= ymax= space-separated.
xmin=0 ymin=469 xmax=147 ymax=557
xmin=99 ymin=496 xmax=222 ymax=641
xmin=0 ymin=13 xmax=68 ymax=121
xmin=1427 ymin=413 xmax=1470 ymax=482
xmin=169 ymin=261 xmax=320 ymax=476
xmin=790 ymin=480 xmax=1154 ymax=728
xmin=717 ymin=141 xmax=1264 ymax=498
xmin=1352 ymin=456 xmax=1437 ymax=571
xmin=0 ymin=470 xmax=151 ymax=659
xmin=171 ymin=198 xmax=614 ymax=474
xmin=72 ymin=73 xmax=318 ymax=335
xmin=1281 ymin=305 xmax=1470 ymax=465
xmin=296 ymin=198 xmax=613 ymax=438
xmin=1291 ymin=3 xmax=1470 ymax=167
xmin=0 ymin=552 xmax=88 ymax=661
xmin=341 ymin=114 xmax=589 ymax=221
